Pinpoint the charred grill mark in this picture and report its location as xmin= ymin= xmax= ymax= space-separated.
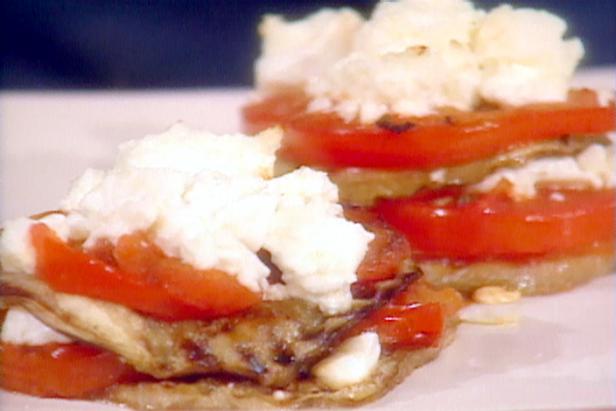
xmin=0 ymin=280 xmax=32 ymax=299
xmin=274 ymin=345 xmax=296 ymax=365
xmin=274 ymin=352 xmax=295 ymax=365
xmin=411 ymin=45 xmax=428 ymax=56
xmin=167 ymin=371 xmax=253 ymax=385
xmin=246 ymin=354 xmax=268 ymax=375
xmin=376 ymin=116 xmax=416 ymax=133
xmin=351 ymin=281 xmax=377 ymax=299
xmin=236 ymin=345 xmax=269 ymax=376
xmin=298 ymin=367 xmax=312 ymax=380
xmin=373 ymin=271 xmax=422 ymax=303
xmin=257 ymin=249 xmax=285 ymax=285
xmin=444 ymin=115 xmax=455 ymax=125
xmin=181 ymin=340 xmax=219 ymax=369
xmin=219 ymin=321 xmax=234 ymax=333
xmin=185 ymin=342 xmax=206 ymax=362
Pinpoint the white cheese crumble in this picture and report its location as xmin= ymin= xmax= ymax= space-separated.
xmin=0 ymin=218 xmax=36 ymax=273
xmin=475 ymin=5 xmax=583 ymax=106
xmin=255 ymin=8 xmax=363 ymax=93
xmin=256 ymin=0 xmax=584 ymax=123
xmin=1 ymin=308 xmax=72 ymax=345
xmin=312 ymin=332 xmax=381 ymax=389
xmin=272 ymin=390 xmax=289 ymax=401
xmin=472 ymin=144 xmax=614 ymax=199
xmin=0 ymin=214 xmax=70 ymax=274
xmin=595 ymin=89 xmax=615 ymax=107
xmin=0 ymin=124 xmax=373 ymax=315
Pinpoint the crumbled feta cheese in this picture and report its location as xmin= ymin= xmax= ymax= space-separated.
xmin=0 ymin=214 xmax=70 ymax=274
xmin=113 ymin=123 xmax=282 ymax=179
xmin=272 ymin=390 xmax=289 ymax=401
xmin=472 ymin=144 xmax=614 ymax=199
xmin=307 ymin=44 xmax=481 ymax=122
xmin=0 ymin=218 xmax=36 ymax=273
xmin=40 ymin=212 xmax=72 ymax=241
xmin=0 ymin=125 xmax=373 ymax=314
xmin=255 ymin=9 xmax=363 ymax=93
xmin=430 ymin=168 xmax=447 ymax=184
xmin=305 ymin=0 xmax=483 ymax=122
xmin=1 ymin=308 xmax=72 ymax=345
xmin=595 ymin=89 xmax=615 ymax=107
xmin=354 ymin=0 xmax=482 ymax=55
xmin=262 ymin=168 xmax=371 ymax=314
xmin=313 ymin=332 xmax=381 ymax=389
xmin=475 ymin=5 xmax=584 ymax=106
xmin=256 ymin=0 xmax=585 ymax=123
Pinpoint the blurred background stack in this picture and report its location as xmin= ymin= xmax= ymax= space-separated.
xmin=1 ymin=0 xmax=615 ymax=89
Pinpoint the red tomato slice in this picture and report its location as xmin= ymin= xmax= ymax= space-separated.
xmin=32 ymin=225 xmax=260 ymax=321
xmin=376 ymin=187 xmax=616 ymax=261
xmin=243 ymin=89 xmax=615 ymax=169
xmin=242 ymin=90 xmax=309 ymax=134
xmin=0 ymin=342 xmax=142 ymax=398
xmin=344 ymin=207 xmax=412 ymax=282
xmin=357 ymin=303 xmax=444 ymax=350
xmin=352 ymin=280 xmax=463 ymax=349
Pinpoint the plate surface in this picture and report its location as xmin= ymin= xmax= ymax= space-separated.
xmin=0 ymin=67 xmax=614 ymax=411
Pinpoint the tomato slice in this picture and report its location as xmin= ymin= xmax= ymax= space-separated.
xmin=366 ymin=304 xmax=443 ymax=350
xmin=243 ymin=89 xmax=615 ymax=169
xmin=355 ymin=302 xmax=444 ymax=350
xmin=345 ymin=207 xmax=412 ymax=282
xmin=0 ymin=342 xmax=142 ymax=398
xmin=32 ymin=225 xmax=261 ymax=321
xmin=242 ymin=90 xmax=309 ymax=134
xmin=352 ymin=280 xmax=463 ymax=349
xmin=376 ymin=187 xmax=616 ymax=261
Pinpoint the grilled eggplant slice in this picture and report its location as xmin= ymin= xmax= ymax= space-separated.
xmin=1 ymin=268 xmax=447 ymax=388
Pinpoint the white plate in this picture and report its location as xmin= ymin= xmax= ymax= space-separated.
xmin=0 ymin=67 xmax=614 ymax=410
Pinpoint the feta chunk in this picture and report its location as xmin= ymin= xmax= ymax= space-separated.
xmin=313 ymin=332 xmax=381 ymax=389
xmin=263 ymin=169 xmax=373 ymax=314
xmin=256 ymin=9 xmax=363 ymax=92
xmin=0 ymin=214 xmax=70 ymax=274
xmin=1 ymin=308 xmax=71 ymax=345
xmin=114 ymin=123 xmax=282 ymax=179
xmin=595 ymin=89 xmax=615 ymax=107
xmin=354 ymin=0 xmax=482 ymax=55
xmin=0 ymin=218 xmax=36 ymax=273
xmin=475 ymin=5 xmax=584 ymax=106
